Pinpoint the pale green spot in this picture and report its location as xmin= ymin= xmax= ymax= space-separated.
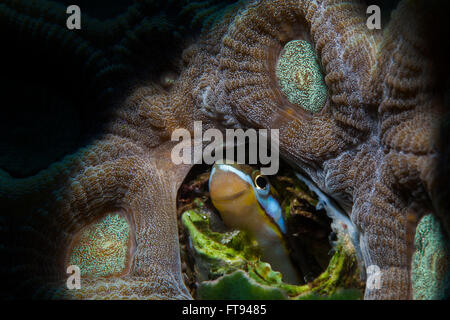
xmin=412 ymin=214 xmax=450 ymax=300
xmin=68 ymin=213 xmax=130 ymax=278
xmin=276 ymin=40 xmax=327 ymax=113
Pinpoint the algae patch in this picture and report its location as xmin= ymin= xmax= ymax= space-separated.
xmin=182 ymin=208 xmax=363 ymax=299
xmin=178 ymin=164 xmax=364 ymax=299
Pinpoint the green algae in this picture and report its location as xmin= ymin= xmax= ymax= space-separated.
xmin=197 ymin=270 xmax=288 ymax=300
xmin=182 ymin=208 xmax=364 ymax=300
xmin=182 ymin=208 xmax=259 ymax=279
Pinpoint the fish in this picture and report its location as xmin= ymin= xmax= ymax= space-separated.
xmin=208 ymin=162 xmax=301 ymax=285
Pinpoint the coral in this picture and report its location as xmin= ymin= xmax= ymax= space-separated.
xmin=412 ymin=214 xmax=450 ymax=300
xmin=276 ymin=40 xmax=327 ymax=113
xmin=68 ymin=213 xmax=131 ymax=278
xmin=0 ymin=0 xmax=447 ymax=300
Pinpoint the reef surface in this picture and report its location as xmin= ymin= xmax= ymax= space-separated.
xmin=0 ymin=0 xmax=449 ymax=300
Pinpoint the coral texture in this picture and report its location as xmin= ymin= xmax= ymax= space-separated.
xmin=0 ymin=0 xmax=447 ymax=300
xmin=276 ymin=40 xmax=327 ymax=113
xmin=68 ymin=213 xmax=131 ymax=278
xmin=412 ymin=214 xmax=450 ymax=300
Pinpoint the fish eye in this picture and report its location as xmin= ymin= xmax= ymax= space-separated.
xmin=254 ymin=175 xmax=269 ymax=190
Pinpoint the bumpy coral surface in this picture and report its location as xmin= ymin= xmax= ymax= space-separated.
xmin=0 ymin=0 xmax=448 ymax=300
xmin=276 ymin=40 xmax=327 ymax=113
xmin=412 ymin=214 xmax=450 ymax=300
xmin=68 ymin=213 xmax=131 ymax=278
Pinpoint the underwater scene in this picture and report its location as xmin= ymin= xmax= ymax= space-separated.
xmin=0 ymin=0 xmax=449 ymax=302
